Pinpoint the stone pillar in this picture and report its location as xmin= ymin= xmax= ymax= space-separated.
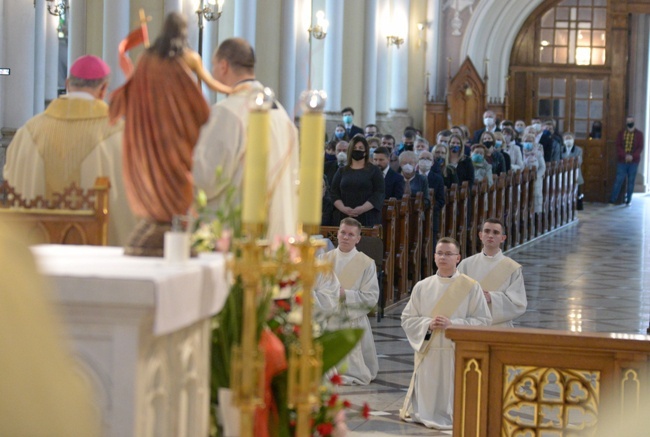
xmin=388 ymin=0 xmax=412 ymax=135
xmin=234 ymin=0 xmax=256 ymax=46
xmin=279 ymin=0 xmax=297 ymax=117
xmin=68 ymin=0 xmax=86 ymax=75
xmin=323 ymin=0 xmax=343 ymax=132
xmin=164 ymin=0 xmax=182 ymax=14
xmin=425 ymin=0 xmax=441 ymax=101
xmin=45 ymin=13 xmax=59 ymax=101
xmin=34 ymin=0 xmax=47 ymax=114
xmin=362 ymin=0 xmax=378 ymax=126
xmin=102 ymin=0 xmax=129 ymax=90
xmin=293 ymin=0 xmax=310 ymax=118
xmin=375 ymin=0 xmax=390 ymax=134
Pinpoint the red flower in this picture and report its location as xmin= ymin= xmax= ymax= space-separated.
xmin=343 ymin=400 xmax=351 ymax=408
xmin=316 ymin=422 xmax=334 ymax=436
xmin=293 ymin=325 xmax=301 ymax=335
xmin=361 ymin=403 xmax=371 ymax=419
xmin=294 ymin=294 xmax=303 ymax=306
xmin=330 ymin=374 xmax=343 ymax=386
xmin=327 ymin=394 xmax=339 ymax=407
xmin=276 ymin=300 xmax=291 ymax=311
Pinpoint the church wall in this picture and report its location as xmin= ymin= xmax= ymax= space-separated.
xmin=254 ymin=0 xmax=282 ymax=98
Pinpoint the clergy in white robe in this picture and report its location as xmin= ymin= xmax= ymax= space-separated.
xmin=323 ymin=218 xmax=380 ymax=385
xmin=193 ymin=38 xmax=299 ymax=239
xmin=458 ymin=219 xmax=527 ymax=327
xmin=401 ymin=238 xmax=491 ymax=430
xmin=4 ymin=56 xmax=135 ymax=246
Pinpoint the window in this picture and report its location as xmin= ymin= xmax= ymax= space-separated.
xmin=539 ymin=0 xmax=607 ymax=66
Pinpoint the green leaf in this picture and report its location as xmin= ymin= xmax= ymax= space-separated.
xmin=316 ymin=328 xmax=364 ymax=375
xmin=197 ymin=189 xmax=208 ymax=209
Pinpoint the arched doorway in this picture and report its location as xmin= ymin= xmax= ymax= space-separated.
xmin=508 ymin=0 xmax=632 ymax=202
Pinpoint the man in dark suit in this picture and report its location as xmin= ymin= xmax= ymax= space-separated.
xmin=399 ymin=151 xmax=430 ymax=208
xmin=341 ymin=107 xmax=364 ymax=138
xmin=472 ymin=110 xmax=500 ymax=144
xmin=324 ymin=140 xmax=349 ymax=187
xmin=373 ymin=146 xmax=404 ymax=199
xmin=532 ymin=117 xmax=553 ymax=162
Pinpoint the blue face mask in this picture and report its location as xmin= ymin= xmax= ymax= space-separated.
xmin=369 ymin=147 xmax=377 ymax=156
xmin=343 ymin=115 xmax=353 ymax=124
xmin=335 ymin=131 xmax=345 ymax=140
xmin=494 ymin=140 xmax=503 ymax=149
xmin=523 ymin=142 xmax=534 ymax=151
xmin=451 ymin=146 xmax=461 ymax=153
xmin=435 ymin=157 xmax=445 ymax=166
xmin=471 ymin=153 xmax=484 ymax=163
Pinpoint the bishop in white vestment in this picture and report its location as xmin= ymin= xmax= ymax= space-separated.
xmin=458 ymin=219 xmax=527 ymax=327
xmin=401 ymin=238 xmax=491 ymax=429
xmin=324 ymin=218 xmax=380 ymax=385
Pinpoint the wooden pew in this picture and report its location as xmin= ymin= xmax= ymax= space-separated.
xmin=529 ymin=167 xmax=538 ymax=239
xmin=422 ymin=189 xmax=435 ymax=279
xmin=381 ymin=198 xmax=398 ymax=306
xmin=511 ymin=170 xmax=521 ymax=249
xmin=495 ymin=173 xmax=506 ymax=224
xmin=444 ymin=184 xmax=458 ymax=241
xmin=487 ymin=176 xmax=498 ymax=220
xmin=0 ymin=177 xmax=110 ymax=245
xmin=562 ymin=158 xmax=571 ymax=224
xmin=408 ymin=192 xmax=424 ymax=290
xmin=395 ymin=195 xmax=410 ymax=299
xmin=456 ymin=182 xmax=469 ymax=259
xmin=475 ymin=180 xmax=489 ymax=255
xmin=554 ymin=159 xmax=562 ymax=228
xmin=567 ymin=157 xmax=576 ymax=222
xmin=439 ymin=188 xmax=447 ymax=243
xmin=469 ymin=183 xmax=480 ymax=257
xmin=519 ymin=168 xmax=530 ymax=244
xmin=543 ymin=161 xmax=554 ymax=233
xmin=503 ymin=171 xmax=514 ymax=251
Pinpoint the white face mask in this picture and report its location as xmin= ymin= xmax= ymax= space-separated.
xmin=484 ymin=117 xmax=495 ymax=127
xmin=533 ymin=123 xmax=542 ymax=132
xmin=418 ymin=160 xmax=432 ymax=172
xmin=337 ymin=152 xmax=347 ymax=164
xmin=402 ymin=163 xmax=414 ymax=174
xmin=564 ymin=139 xmax=574 ymax=148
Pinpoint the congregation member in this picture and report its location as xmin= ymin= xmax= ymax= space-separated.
xmin=470 ymin=144 xmax=494 ymax=187
xmin=609 ymin=116 xmax=644 ymax=206
xmin=399 ymin=151 xmax=429 ymax=204
xmin=414 ymin=136 xmax=429 ymax=156
xmin=365 ymin=123 xmax=379 ymax=137
xmin=479 ymin=131 xmax=507 ymax=175
xmin=341 ymin=107 xmax=364 ymax=138
xmin=472 ymin=110 xmax=500 ymax=144
xmin=562 ymin=132 xmax=584 ymax=209
xmin=435 ymin=130 xmax=452 ymax=147
xmin=333 ymin=124 xmax=349 ymax=142
xmin=431 ymin=144 xmax=459 ymax=189
xmin=325 ymin=140 xmax=349 ymax=186
xmin=373 ymin=146 xmax=404 ymax=200
xmin=448 ymin=133 xmax=475 ymax=189
xmin=492 ymin=131 xmax=511 ymax=172
xmin=514 ymin=119 xmax=526 ymax=139
xmin=330 ymin=135 xmax=384 ymax=226
xmin=417 ymin=150 xmax=445 ymax=208
xmin=367 ymin=136 xmax=380 ymax=158
xmin=324 ymin=218 xmax=380 ymax=385
xmin=324 ymin=139 xmax=337 ymax=163
xmin=194 ymin=37 xmax=299 ymax=238
xmin=4 ymin=55 xmax=135 ymax=246
xmin=400 ymin=237 xmax=491 ymax=429
xmin=531 ymin=117 xmax=554 ymax=163
xmin=381 ymin=134 xmax=401 ymax=173
xmin=501 ymin=127 xmax=523 ymax=170
xmin=458 ymin=219 xmax=527 ymax=327
xmin=521 ymin=133 xmax=546 ymax=214
xmin=397 ymin=129 xmax=416 ymax=155
xmin=543 ymin=119 xmax=563 ymax=162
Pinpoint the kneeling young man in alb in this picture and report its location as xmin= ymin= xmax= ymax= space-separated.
xmin=323 ymin=217 xmax=379 ymax=385
xmin=400 ymin=237 xmax=491 ymax=429
xmin=458 ymin=218 xmax=527 ymax=327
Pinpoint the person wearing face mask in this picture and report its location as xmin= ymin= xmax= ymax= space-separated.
xmin=330 ymin=135 xmax=385 ymax=226
xmin=324 ymin=140 xmax=349 ymax=186
xmin=561 ymin=133 xmax=584 ymax=210
xmin=609 ymin=116 xmax=644 ymax=206
xmin=373 ymin=146 xmax=404 ymax=199
xmin=365 ymin=123 xmax=379 ymax=138
xmin=470 ymin=144 xmax=494 ymax=187
xmin=501 ymin=127 xmax=523 ymax=171
xmin=447 ymin=133 xmax=475 ymax=190
xmin=514 ymin=120 xmax=527 ymax=140
xmin=340 ymin=107 xmax=363 ymax=138
xmin=414 ymin=136 xmax=430 ymax=158
xmin=472 ymin=110 xmax=500 ymax=145
xmin=399 ymin=151 xmax=430 ymax=207
xmin=432 ymin=145 xmax=459 ymax=189
xmin=492 ymin=132 xmax=511 ymax=172
xmin=418 ymin=151 xmax=444 ymax=209
xmin=333 ymin=123 xmax=349 ymax=142
xmin=521 ymin=133 xmax=546 ymax=214
xmin=398 ymin=129 xmax=417 ymax=155
xmin=367 ymin=136 xmax=381 ymax=159
xmin=479 ymin=132 xmax=506 ymax=176
xmin=531 ymin=117 xmax=553 ymax=163
xmin=324 ymin=139 xmax=338 ymax=163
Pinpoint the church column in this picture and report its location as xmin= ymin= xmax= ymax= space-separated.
xmin=293 ymin=0 xmax=310 ymax=116
xmin=279 ymin=0 xmax=297 ymax=117
xmin=67 ymin=0 xmax=86 ymax=75
xmin=362 ymin=0 xmax=378 ymax=125
xmin=45 ymin=13 xmax=59 ymax=100
xmin=425 ymin=0 xmax=441 ymax=100
xmin=102 ymin=0 xmax=129 ymax=90
xmin=34 ymin=0 xmax=46 ymax=114
xmin=234 ymin=0 xmax=256 ymax=46
xmin=323 ymin=0 xmax=343 ymax=116
xmin=376 ymin=0 xmax=390 ymax=118
xmin=388 ymin=0 xmax=411 ymax=133
xmin=164 ymin=0 xmax=182 ymax=14
xmin=202 ymin=17 xmax=220 ymax=104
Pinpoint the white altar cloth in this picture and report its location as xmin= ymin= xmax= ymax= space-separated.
xmin=32 ymin=244 xmax=230 ymax=335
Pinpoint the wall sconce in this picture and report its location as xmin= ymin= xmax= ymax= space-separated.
xmin=46 ymin=0 xmax=68 ymax=16
xmin=308 ymin=10 xmax=329 ymax=40
xmin=416 ymin=22 xmax=428 ymax=48
xmin=386 ymin=35 xmax=404 ymax=48
xmin=197 ymin=0 xmax=224 ymax=22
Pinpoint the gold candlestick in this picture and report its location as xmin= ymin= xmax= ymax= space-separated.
xmin=287 ymin=234 xmax=331 ymax=436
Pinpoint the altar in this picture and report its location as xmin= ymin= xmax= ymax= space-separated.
xmin=32 ymin=245 xmax=230 ymax=437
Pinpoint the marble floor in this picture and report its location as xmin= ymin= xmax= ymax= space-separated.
xmin=339 ymin=195 xmax=650 ymax=436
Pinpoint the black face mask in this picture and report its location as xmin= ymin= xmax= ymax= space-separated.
xmin=627 ymin=122 xmax=635 ymax=129
xmin=351 ymin=150 xmax=366 ymax=161
xmin=483 ymin=141 xmax=494 ymax=149
xmin=403 ymin=143 xmax=414 ymax=151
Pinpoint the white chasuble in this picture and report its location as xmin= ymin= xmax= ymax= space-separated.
xmin=324 ymin=247 xmax=380 ymax=385
xmin=401 ymin=272 xmax=491 ymax=429
xmin=458 ymin=250 xmax=527 ymax=327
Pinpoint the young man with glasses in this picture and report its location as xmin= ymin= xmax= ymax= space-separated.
xmin=458 ymin=218 xmax=527 ymax=328
xmin=400 ymin=237 xmax=491 ymax=429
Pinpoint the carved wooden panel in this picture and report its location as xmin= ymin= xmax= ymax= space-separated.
xmin=449 ymin=58 xmax=486 ymax=134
